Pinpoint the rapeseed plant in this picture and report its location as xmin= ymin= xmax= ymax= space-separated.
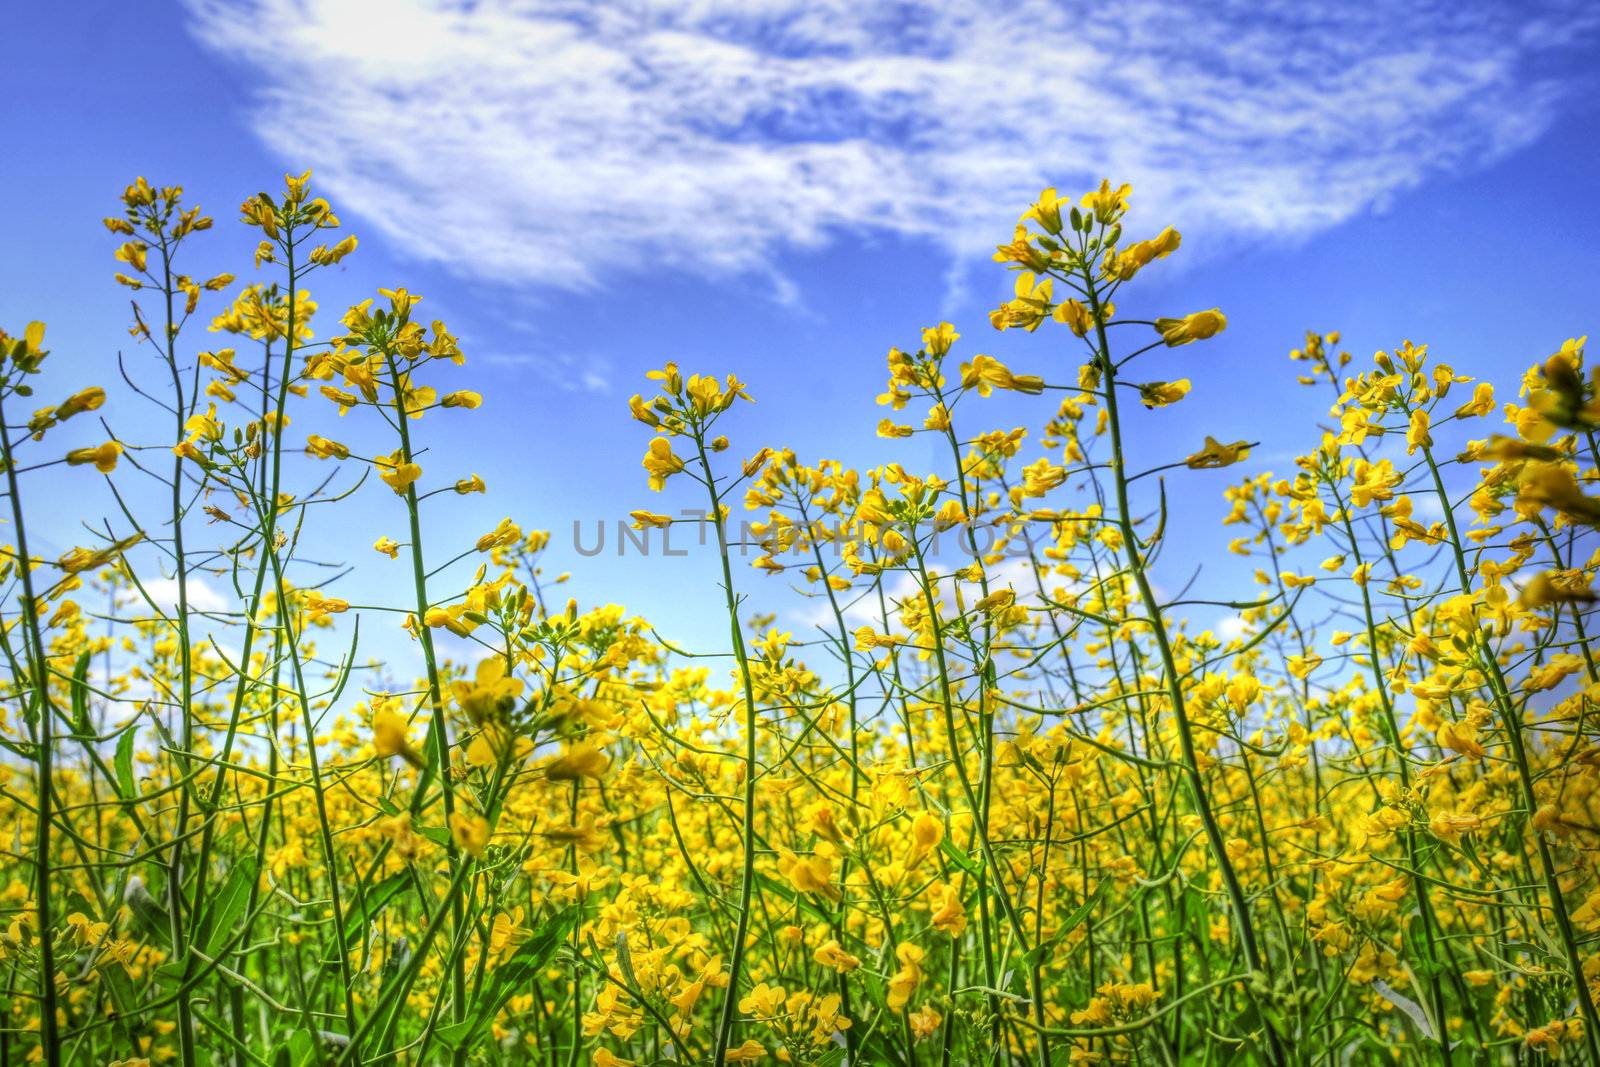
xmin=0 ymin=172 xmax=1596 ymax=1067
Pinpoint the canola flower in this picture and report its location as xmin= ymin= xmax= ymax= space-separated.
xmin=0 ymin=173 xmax=1595 ymax=1067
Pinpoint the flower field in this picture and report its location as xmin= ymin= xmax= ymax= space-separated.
xmin=2 ymin=173 xmax=1598 ymax=1066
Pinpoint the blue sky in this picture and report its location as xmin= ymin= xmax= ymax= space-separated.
xmin=4 ymin=0 xmax=1599 ymax=667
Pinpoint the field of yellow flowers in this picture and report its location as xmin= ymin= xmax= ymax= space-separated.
xmin=2 ymin=173 xmax=1598 ymax=1066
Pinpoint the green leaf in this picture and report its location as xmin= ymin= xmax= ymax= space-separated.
xmin=434 ymin=910 xmax=575 ymax=1051
xmin=341 ymin=871 xmax=410 ymax=949
xmin=751 ymin=870 xmax=833 ymax=924
xmin=284 ymin=1028 xmax=318 ymax=1067
xmin=114 ymin=727 xmax=138 ymax=801
xmin=69 ymin=650 xmax=91 ymax=732
xmin=415 ymin=823 xmax=451 ymax=848
xmin=939 ymin=839 xmax=982 ymax=877
xmin=97 ymin=960 xmax=141 ymax=1047
xmin=1023 ymin=880 xmax=1108 ymax=968
xmin=197 ymin=857 xmax=257 ymax=958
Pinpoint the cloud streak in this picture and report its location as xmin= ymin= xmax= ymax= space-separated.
xmin=187 ymin=0 xmax=1594 ymax=292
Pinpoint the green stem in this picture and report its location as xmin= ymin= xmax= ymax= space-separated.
xmin=1081 ymin=260 xmax=1287 ymax=1066
xmin=695 ymin=433 xmax=762 ymax=1067
xmin=0 ymin=395 xmax=61 ymax=1067
xmin=381 ymin=348 xmax=468 ymax=1057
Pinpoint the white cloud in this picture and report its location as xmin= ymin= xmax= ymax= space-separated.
xmin=480 ymin=348 xmax=613 ymax=393
xmin=119 ymin=575 xmax=229 ymax=615
xmin=1216 ymin=614 xmax=1250 ymax=642
xmin=185 ymin=0 xmax=1593 ymax=293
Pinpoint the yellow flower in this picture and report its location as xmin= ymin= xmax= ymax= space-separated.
xmin=854 ymin=626 xmax=901 ymax=651
xmin=56 ymin=533 xmax=143 ymax=574
xmin=1519 ymin=570 xmax=1596 ymax=609
xmin=627 ymin=393 xmax=661 ymax=428
xmin=989 ymin=273 xmax=1054 ymax=332
xmin=1103 ymin=226 xmax=1181 ymax=281
xmin=373 ymin=536 xmax=400 ymax=558
xmin=974 ymin=589 xmax=1015 ymax=615
xmin=1079 ymin=179 xmax=1131 ymax=224
xmin=723 ymin=1041 xmax=765 ymax=1063
xmin=959 ymin=353 xmax=1000 ymax=394
xmin=487 ymin=907 xmax=527 ymax=957
xmin=1519 ymin=462 xmax=1600 ymax=526
xmin=466 ymin=725 xmax=514 ymax=768
xmin=375 ymin=450 xmax=422 ymax=494
xmin=545 ymin=740 xmax=610 ymax=781
xmin=1286 ymin=652 xmax=1322 ymax=679
xmin=993 ymin=224 xmax=1051 ymax=270
xmin=65 ymin=441 xmax=122 ymax=473
xmin=1018 ymin=458 xmax=1066 ymax=498
xmin=930 ymin=884 xmax=966 ymax=937
xmin=1185 ymin=436 xmax=1251 ymax=469
xmin=1437 ymin=715 xmax=1486 ymax=759
xmin=56 ymin=386 xmax=106 ymax=420
xmin=1454 ymin=382 xmax=1494 ymax=418
xmin=321 ymin=385 xmax=359 ymax=415
xmin=814 ymin=939 xmax=861 ymax=973
xmin=379 ymin=286 xmax=421 ymax=319
xmin=907 ymin=812 xmax=943 ymax=867
xmin=301 ymin=592 xmax=349 ymax=621
xmin=114 ymin=241 xmax=148 ymax=272
xmin=629 ymin=510 xmax=673 ymax=529
xmin=308 ymin=233 xmax=357 ymax=265
xmin=641 ymin=438 xmax=685 ymax=491
xmin=372 ymin=707 xmax=424 ymax=769
xmin=423 ymin=605 xmax=475 ymax=637
xmin=475 ymin=517 xmax=521 ymax=553
xmin=922 ymin=322 xmax=959 ymax=356
xmin=1154 ymin=309 xmax=1227 ymax=346
xmin=645 ymin=361 xmax=683 ymax=393
xmin=755 ymin=627 xmax=792 ymax=661
xmin=1405 ymin=409 xmax=1432 ymax=455
xmin=305 ymin=434 xmax=350 ymax=460
xmin=1138 ymin=380 xmax=1191 ymax=408
xmin=440 ymin=390 xmax=481 ymax=409
xmin=450 ymin=812 xmax=490 ymax=857
xmin=776 ymin=847 xmax=840 ymax=901
xmin=887 ymin=942 xmax=925 ymax=1012
xmin=1429 ymin=812 xmax=1482 ymax=843
xmin=451 ymin=658 xmax=523 ymax=725
xmin=1349 ymin=459 xmax=1402 ymax=509
xmin=684 ymin=374 xmax=730 ymax=416
xmin=1053 ymin=298 xmax=1092 ymax=336
xmin=1021 ymin=187 xmax=1067 ymax=234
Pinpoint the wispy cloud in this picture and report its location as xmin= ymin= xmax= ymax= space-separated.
xmin=480 ymin=349 xmax=613 ymax=393
xmin=119 ymin=575 xmax=228 ymax=616
xmin=186 ymin=0 xmax=1593 ymax=292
